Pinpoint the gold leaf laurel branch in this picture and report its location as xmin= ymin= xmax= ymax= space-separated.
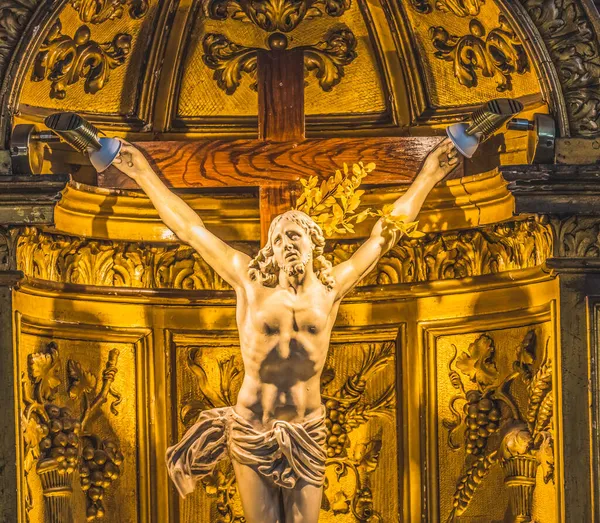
xmin=295 ymin=162 xmax=424 ymax=239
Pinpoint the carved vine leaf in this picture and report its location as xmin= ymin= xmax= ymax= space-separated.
xmin=455 ymin=334 xmax=498 ymax=388
xmin=202 ymin=33 xmax=258 ymax=95
xmin=205 ymin=0 xmax=350 ymax=32
xmin=67 ymin=360 xmax=98 ymax=399
xmin=186 ymin=348 xmax=242 ymax=409
xmin=536 ymin=432 xmax=554 ymax=484
xmin=331 ymin=491 xmax=351 ymax=514
xmin=353 ymin=432 xmax=383 ymax=473
xmin=430 ymin=17 xmax=529 ymax=92
xmin=219 ymin=356 xmax=242 ymax=406
xmin=514 ymin=330 xmax=536 ymax=381
xmin=303 ymin=29 xmax=357 ymax=92
xmin=70 ymin=0 xmax=148 ymax=24
xmin=32 ymin=20 xmax=132 ymax=99
xmin=435 ymin=0 xmax=483 ymax=16
xmin=27 ymin=344 xmax=61 ymax=401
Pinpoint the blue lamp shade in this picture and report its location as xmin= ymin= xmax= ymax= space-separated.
xmin=89 ymin=137 xmax=122 ymax=172
xmin=446 ymin=123 xmax=481 ymax=159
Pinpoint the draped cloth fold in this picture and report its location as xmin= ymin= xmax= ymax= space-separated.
xmin=166 ymin=406 xmax=327 ymax=498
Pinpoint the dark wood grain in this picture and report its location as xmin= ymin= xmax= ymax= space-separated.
xmin=98 ymin=137 xmax=443 ymax=189
xmin=258 ymin=49 xmax=305 ymax=142
xmin=260 ymin=182 xmax=297 ymax=245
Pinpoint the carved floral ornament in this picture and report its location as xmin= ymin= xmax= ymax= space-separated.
xmin=205 ymin=0 xmax=352 ymax=33
xmin=443 ymin=331 xmax=554 ymax=521
xmin=429 ymin=17 xmax=529 ymax=92
xmin=201 ymin=0 xmax=358 ymax=95
xmin=202 ymin=29 xmax=357 ymax=95
xmin=15 ymin=218 xmax=552 ymax=290
xmin=22 ymin=342 xmax=123 ymax=521
xmin=29 ymin=0 xmax=150 ymax=99
xmin=181 ymin=341 xmax=395 ymax=521
xmin=69 ymin=0 xmax=148 ymax=24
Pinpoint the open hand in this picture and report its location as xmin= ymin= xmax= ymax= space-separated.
xmin=112 ymin=139 xmax=153 ymax=181
xmin=421 ymin=137 xmax=461 ymax=183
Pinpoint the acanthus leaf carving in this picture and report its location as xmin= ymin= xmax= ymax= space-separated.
xmin=32 ymin=19 xmax=132 ymax=99
xmin=69 ymin=0 xmax=148 ymax=24
xmin=202 ymin=34 xmax=258 ymax=95
xmin=16 ymin=218 xmax=552 ymax=290
xmin=16 ymin=227 xmax=229 ymax=290
xmin=548 ymin=215 xmax=600 ymax=258
xmin=521 ymin=0 xmax=600 ymax=136
xmin=435 ymin=0 xmax=484 ymax=17
xmin=430 ymin=17 xmax=529 ymax=92
xmin=302 ymin=29 xmax=357 ymax=92
xmin=328 ymin=218 xmax=552 ymax=286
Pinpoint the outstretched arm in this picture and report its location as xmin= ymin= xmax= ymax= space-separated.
xmin=113 ymin=141 xmax=251 ymax=291
xmin=332 ymin=137 xmax=460 ymax=299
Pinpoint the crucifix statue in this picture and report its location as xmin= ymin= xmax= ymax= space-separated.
xmin=111 ymin=35 xmax=460 ymax=523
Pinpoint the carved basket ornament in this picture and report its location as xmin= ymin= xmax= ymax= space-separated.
xmin=444 ymin=331 xmax=554 ymax=522
xmin=22 ymin=342 xmax=123 ymax=522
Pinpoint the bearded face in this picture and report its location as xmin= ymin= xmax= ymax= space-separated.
xmin=270 ymin=218 xmax=313 ymax=276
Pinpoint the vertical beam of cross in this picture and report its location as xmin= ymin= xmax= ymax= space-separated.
xmin=257 ymin=35 xmax=305 ymax=245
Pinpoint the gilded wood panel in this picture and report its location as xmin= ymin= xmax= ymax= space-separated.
xmin=421 ymin=308 xmax=557 ymax=522
xmin=15 ymin=315 xmax=152 ymax=523
xmin=19 ymin=0 xmax=160 ymax=122
xmin=398 ymin=0 xmax=542 ymax=109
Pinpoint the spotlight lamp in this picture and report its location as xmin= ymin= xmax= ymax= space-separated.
xmin=446 ymin=98 xmax=524 ymax=159
xmin=10 ymin=112 xmax=122 ymax=175
xmin=44 ymin=112 xmax=122 ymax=172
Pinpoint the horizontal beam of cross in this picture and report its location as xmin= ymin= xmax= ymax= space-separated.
xmin=98 ymin=136 xmax=448 ymax=190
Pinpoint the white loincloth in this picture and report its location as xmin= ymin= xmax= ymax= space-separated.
xmin=166 ymin=406 xmax=327 ymax=497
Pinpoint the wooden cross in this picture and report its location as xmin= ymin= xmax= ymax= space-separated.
xmin=99 ymin=43 xmax=457 ymax=244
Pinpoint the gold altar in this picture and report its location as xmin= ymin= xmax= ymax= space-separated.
xmin=1 ymin=0 xmax=599 ymax=521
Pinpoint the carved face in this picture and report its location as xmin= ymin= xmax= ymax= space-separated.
xmin=271 ymin=218 xmax=313 ymax=276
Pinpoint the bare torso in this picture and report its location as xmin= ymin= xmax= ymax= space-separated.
xmin=235 ymin=276 xmax=340 ymax=429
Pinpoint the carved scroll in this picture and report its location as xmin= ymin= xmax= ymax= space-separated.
xmin=429 ymin=17 xmax=529 ymax=92
xmin=32 ymin=20 xmax=132 ymax=99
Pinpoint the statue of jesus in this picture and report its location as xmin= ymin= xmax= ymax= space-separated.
xmin=113 ymin=138 xmax=460 ymax=523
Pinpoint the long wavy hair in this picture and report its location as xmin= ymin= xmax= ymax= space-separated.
xmin=248 ymin=210 xmax=335 ymax=291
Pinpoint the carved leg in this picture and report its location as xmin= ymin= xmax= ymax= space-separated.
xmin=281 ymin=479 xmax=323 ymax=523
xmin=232 ymin=459 xmax=283 ymax=523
